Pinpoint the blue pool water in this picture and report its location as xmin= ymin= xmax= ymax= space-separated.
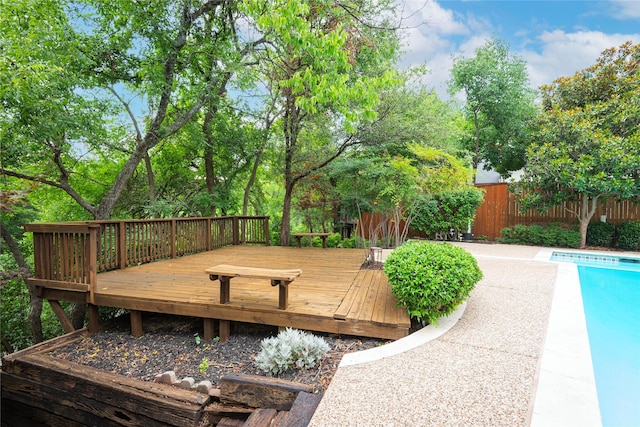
xmin=558 ymin=253 xmax=640 ymax=427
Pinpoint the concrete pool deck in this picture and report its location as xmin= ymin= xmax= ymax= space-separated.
xmin=309 ymin=242 xmax=609 ymax=426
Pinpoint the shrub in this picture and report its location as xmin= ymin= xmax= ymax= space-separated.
xmin=498 ymin=223 xmax=581 ymax=248
xmin=383 ymin=241 xmax=483 ymax=325
xmin=326 ymin=232 xmax=342 ymax=248
xmin=499 ymin=224 xmax=528 ymax=243
xmin=587 ymin=221 xmax=615 ymax=247
xmin=254 ymin=328 xmax=330 ymax=376
xmin=338 ymin=235 xmax=367 ymax=248
xmin=1 ymin=278 xmax=65 ymax=353
xmin=412 ymin=188 xmax=485 ymax=239
xmin=616 ymin=221 xmax=640 ymax=251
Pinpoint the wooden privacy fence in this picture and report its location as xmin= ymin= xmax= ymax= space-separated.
xmin=473 ymin=183 xmax=640 ymax=240
xmin=24 ymin=216 xmax=270 ymax=310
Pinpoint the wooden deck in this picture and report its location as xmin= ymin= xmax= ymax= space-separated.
xmin=91 ymin=246 xmax=410 ymax=340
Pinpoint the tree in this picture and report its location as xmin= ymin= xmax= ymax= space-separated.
xmin=242 ymin=0 xmax=400 ymax=245
xmin=449 ymin=38 xmax=536 ymax=175
xmin=1 ymin=0 xmax=263 ymax=329
xmin=0 ymin=190 xmax=44 ymax=348
xmin=518 ymin=42 xmax=640 ymax=248
xmin=1 ymin=0 xmax=258 ymax=221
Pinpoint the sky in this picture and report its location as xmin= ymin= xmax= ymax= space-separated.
xmin=395 ymin=0 xmax=640 ymax=99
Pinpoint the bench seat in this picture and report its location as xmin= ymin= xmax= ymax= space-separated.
xmin=205 ymin=264 xmax=302 ymax=282
xmin=205 ymin=264 xmax=302 ymax=341
xmin=291 ymin=232 xmax=332 ymax=248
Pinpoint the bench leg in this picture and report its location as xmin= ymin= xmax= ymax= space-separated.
xmin=203 ymin=318 xmax=216 ymax=341
xmin=130 ymin=310 xmax=142 ymax=337
xmin=274 ymin=280 xmax=290 ymax=310
xmin=219 ymin=276 xmax=231 ymax=304
xmin=219 ymin=319 xmax=230 ymax=342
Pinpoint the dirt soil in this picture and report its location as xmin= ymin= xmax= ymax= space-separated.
xmin=49 ymin=313 xmax=390 ymax=393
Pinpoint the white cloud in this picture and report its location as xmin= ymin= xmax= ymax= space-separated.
xmin=398 ymin=0 xmax=472 ymax=59
xmin=609 ymin=0 xmax=640 ymax=19
xmin=398 ymin=0 xmax=469 ymax=36
xmin=396 ymin=1 xmax=640 ymax=100
xmin=521 ymin=30 xmax=639 ymax=90
xmin=397 ymin=1 xmax=494 ymax=96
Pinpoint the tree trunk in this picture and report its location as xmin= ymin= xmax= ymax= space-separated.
xmin=144 ymin=152 xmax=156 ymax=203
xmin=578 ymin=193 xmax=600 ymax=248
xmin=280 ymin=181 xmax=294 ymax=247
xmin=0 ymin=222 xmax=43 ymax=345
xmin=279 ymin=95 xmax=301 ymax=247
xmin=472 ymin=110 xmax=481 ymax=171
xmin=203 ymin=100 xmax=218 ymax=216
xmin=243 ymin=142 xmax=266 ymax=216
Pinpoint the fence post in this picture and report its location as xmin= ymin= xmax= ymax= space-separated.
xmin=171 ymin=219 xmax=177 ymax=259
xmin=233 ymin=216 xmax=239 ymax=245
xmin=118 ymin=221 xmax=127 ymax=269
xmin=264 ymin=217 xmax=270 ymax=246
xmin=87 ymin=224 xmax=100 ymax=333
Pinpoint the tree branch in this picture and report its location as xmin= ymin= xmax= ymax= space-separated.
xmin=0 ymin=168 xmax=97 ymax=215
xmin=107 ymin=86 xmax=142 ymax=143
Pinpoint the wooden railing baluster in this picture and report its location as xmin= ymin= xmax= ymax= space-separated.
xmin=25 ymin=216 xmax=270 ymax=303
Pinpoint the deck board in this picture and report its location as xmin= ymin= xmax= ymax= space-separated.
xmin=90 ymin=246 xmax=409 ymax=340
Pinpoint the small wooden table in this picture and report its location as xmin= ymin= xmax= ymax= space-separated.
xmin=292 ymin=232 xmax=332 ymax=248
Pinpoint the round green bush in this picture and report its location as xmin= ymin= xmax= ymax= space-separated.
xmin=616 ymin=221 xmax=640 ymax=251
xmin=587 ymin=221 xmax=615 ymax=247
xmin=383 ymin=241 xmax=483 ymax=325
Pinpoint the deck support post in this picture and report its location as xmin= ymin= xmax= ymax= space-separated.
xmin=130 ymin=310 xmax=142 ymax=337
xmin=203 ymin=318 xmax=215 ymax=341
xmin=219 ymin=320 xmax=230 ymax=342
xmin=87 ymin=304 xmax=99 ymax=333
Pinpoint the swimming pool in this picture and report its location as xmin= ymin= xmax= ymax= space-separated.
xmin=551 ymin=252 xmax=640 ymax=427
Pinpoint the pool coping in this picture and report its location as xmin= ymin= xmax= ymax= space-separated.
xmin=531 ymin=248 xmax=602 ymax=426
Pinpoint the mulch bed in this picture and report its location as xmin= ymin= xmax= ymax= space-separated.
xmin=49 ymin=313 xmax=389 ymax=393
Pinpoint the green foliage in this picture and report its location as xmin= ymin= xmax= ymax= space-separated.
xmin=325 ymin=232 xmax=343 ymax=248
xmin=499 ymin=223 xmax=581 ymax=248
xmin=615 ymin=221 xmax=640 ymax=251
xmin=586 ymin=222 xmax=616 ymax=247
xmin=0 ymin=278 xmax=64 ymax=353
xmin=311 ymin=236 xmax=324 ymax=248
xmin=449 ymin=37 xmax=536 ymax=174
xmin=412 ymin=188 xmax=485 ymax=238
xmin=199 ymin=357 xmax=209 ymax=375
xmin=254 ymin=328 xmax=330 ymax=376
xmin=383 ymin=241 xmax=482 ymax=325
xmin=519 ymin=42 xmax=640 ymax=247
xmin=339 ymin=236 xmax=361 ymax=248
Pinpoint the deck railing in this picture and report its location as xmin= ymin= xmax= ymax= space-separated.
xmin=24 ymin=216 xmax=270 ymax=299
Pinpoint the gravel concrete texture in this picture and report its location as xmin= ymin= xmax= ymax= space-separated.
xmin=310 ymin=243 xmax=557 ymax=427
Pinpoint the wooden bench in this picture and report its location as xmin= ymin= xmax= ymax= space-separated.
xmin=205 ymin=264 xmax=302 ymax=341
xmin=292 ymin=232 xmax=332 ymax=248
